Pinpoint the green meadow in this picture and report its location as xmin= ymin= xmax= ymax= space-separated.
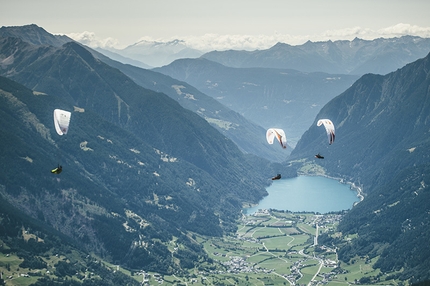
xmin=182 ymin=210 xmax=405 ymax=286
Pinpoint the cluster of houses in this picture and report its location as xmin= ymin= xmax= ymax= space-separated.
xmin=221 ymin=256 xmax=272 ymax=275
xmin=135 ymin=270 xmax=163 ymax=285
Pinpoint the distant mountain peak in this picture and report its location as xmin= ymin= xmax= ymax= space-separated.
xmin=128 ymin=38 xmax=187 ymax=49
xmin=113 ymin=38 xmax=203 ymax=67
xmin=271 ymin=42 xmax=292 ymax=49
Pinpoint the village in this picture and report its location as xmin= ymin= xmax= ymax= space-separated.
xmin=184 ymin=209 xmax=347 ymax=285
xmin=234 ymin=210 xmax=342 ymax=284
xmin=123 ymin=210 xmax=347 ymax=285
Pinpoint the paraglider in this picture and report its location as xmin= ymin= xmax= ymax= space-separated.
xmin=53 ymin=109 xmax=71 ymax=136
xmin=317 ymin=119 xmax=335 ymax=145
xmin=266 ymin=128 xmax=287 ymax=149
xmin=52 ymin=109 xmax=71 ymax=174
xmin=266 ymin=128 xmax=286 ymax=180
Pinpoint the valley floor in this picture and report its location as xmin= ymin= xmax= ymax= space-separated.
xmin=131 ymin=210 xmax=402 ymax=286
xmin=0 ymin=209 xmax=404 ymax=286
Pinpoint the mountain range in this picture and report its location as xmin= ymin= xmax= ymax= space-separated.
xmin=87 ymin=49 xmax=290 ymax=160
xmin=152 ymin=37 xmax=430 ymax=146
xmin=95 ymin=35 xmax=430 ymax=75
xmin=1 ymin=24 xmax=430 ymax=284
xmin=75 ymin=32 xmax=430 ymax=74
xmin=0 ymin=24 xmax=287 ymax=161
xmin=202 ymin=36 xmax=430 ymax=75
xmin=100 ymin=39 xmax=203 ymax=68
xmin=40 ymin=24 xmax=430 ymax=149
xmin=154 ymin=58 xmax=360 ymax=146
xmin=0 ymin=27 xmax=274 ymax=275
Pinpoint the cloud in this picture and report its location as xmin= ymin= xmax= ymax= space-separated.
xmin=321 ymin=27 xmax=375 ymax=40
xmin=377 ymin=23 xmax=430 ymax=38
xmin=68 ymin=24 xmax=430 ymax=52
xmin=67 ymin=31 xmax=121 ymax=49
xmin=321 ymin=24 xmax=430 ymax=41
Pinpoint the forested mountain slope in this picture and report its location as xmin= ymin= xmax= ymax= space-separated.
xmin=0 ymin=35 xmax=274 ymax=274
xmin=290 ymin=52 xmax=430 ymax=282
xmin=90 ymin=50 xmax=289 ymax=160
xmin=1 ymin=24 xmax=287 ymax=161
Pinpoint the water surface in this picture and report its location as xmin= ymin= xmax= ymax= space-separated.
xmin=245 ymin=176 xmax=360 ymax=214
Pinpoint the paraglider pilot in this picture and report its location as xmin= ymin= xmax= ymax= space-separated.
xmin=51 ymin=164 xmax=62 ymax=174
xmin=272 ymin=174 xmax=281 ymax=180
xmin=315 ymin=153 xmax=324 ymax=159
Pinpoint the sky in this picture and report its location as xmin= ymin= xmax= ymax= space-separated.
xmin=2 ymin=0 xmax=430 ymax=51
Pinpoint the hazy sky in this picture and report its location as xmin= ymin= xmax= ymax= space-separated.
xmin=2 ymin=0 xmax=430 ymax=50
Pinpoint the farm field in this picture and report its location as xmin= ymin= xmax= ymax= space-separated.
xmin=1 ymin=210 xmax=403 ymax=285
xmin=166 ymin=210 xmax=402 ymax=286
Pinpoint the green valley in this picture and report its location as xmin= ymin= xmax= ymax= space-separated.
xmin=1 ymin=210 xmax=403 ymax=286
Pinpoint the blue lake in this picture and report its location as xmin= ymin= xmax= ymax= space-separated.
xmin=245 ymin=176 xmax=360 ymax=214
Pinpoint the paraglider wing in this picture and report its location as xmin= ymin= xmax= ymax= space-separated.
xmin=266 ymin=128 xmax=287 ymax=149
xmin=317 ymin=119 xmax=335 ymax=145
xmin=53 ymin=109 xmax=71 ymax=136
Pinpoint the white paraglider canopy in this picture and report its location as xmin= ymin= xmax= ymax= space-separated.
xmin=317 ymin=119 xmax=335 ymax=145
xmin=53 ymin=109 xmax=71 ymax=136
xmin=266 ymin=128 xmax=287 ymax=149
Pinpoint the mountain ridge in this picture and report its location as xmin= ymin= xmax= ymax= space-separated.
xmin=87 ymin=48 xmax=290 ymax=160
xmin=105 ymin=38 xmax=203 ymax=67
xmin=154 ymin=57 xmax=360 ymax=146
xmin=0 ymin=24 xmax=284 ymax=160
xmin=0 ymin=24 xmax=73 ymax=47
xmin=201 ymin=36 xmax=430 ymax=75
xmin=291 ymin=51 xmax=430 ymax=186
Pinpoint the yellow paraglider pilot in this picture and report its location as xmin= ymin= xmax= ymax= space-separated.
xmin=51 ymin=164 xmax=62 ymax=174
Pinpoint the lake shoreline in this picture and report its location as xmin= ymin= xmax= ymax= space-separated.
xmin=244 ymin=175 xmax=361 ymax=215
xmin=297 ymin=171 xmax=364 ymax=204
xmin=320 ymin=174 xmax=364 ymax=205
